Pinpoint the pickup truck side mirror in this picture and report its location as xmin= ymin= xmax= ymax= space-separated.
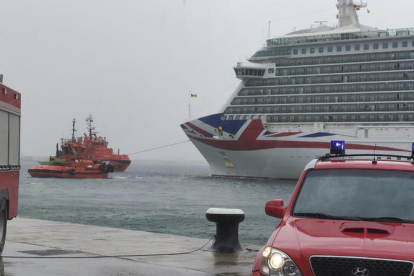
xmin=265 ymin=199 xmax=285 ymax=218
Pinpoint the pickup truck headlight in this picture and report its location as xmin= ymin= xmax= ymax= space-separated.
xmin=259 ymin=247 xmax=303 ymax=276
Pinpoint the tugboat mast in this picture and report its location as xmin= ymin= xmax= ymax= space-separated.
xmin=86 ymin=114 xmax=96 ymax=138
xmin=71 ymin=119 xmax=76 ymax=141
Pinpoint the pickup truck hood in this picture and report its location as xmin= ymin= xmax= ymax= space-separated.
xmin=271 ymin=218 xmax=414 ymax=261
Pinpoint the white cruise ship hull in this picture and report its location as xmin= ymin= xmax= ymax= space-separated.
xmin=182 ymin=113 xmax=413 ymax=179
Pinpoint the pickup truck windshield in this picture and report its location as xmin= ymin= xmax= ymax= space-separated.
xmin=293 ymin=169 xmax=414 ymax=223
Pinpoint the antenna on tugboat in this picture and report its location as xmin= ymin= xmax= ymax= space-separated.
xmin=86 ymin=114 xmax=96 ymax=138
xmin=71 ymin=119 xmax=76 ymax=140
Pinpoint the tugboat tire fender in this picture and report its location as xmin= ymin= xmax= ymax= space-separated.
xmin=69 ymin=168 xmax=76 ymax=175
xmin=99 ymin=163 xmax=107 ymax=171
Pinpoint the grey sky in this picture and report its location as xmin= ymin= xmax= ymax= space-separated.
xmin=1 ymin=0 xmax=413 ymax=161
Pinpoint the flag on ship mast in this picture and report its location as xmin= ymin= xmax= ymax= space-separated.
xmin=188 ymin=92 xmax=197 ymax=120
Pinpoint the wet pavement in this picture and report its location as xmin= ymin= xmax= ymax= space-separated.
xmin=3 ymin=218 xmax=260 ymax=275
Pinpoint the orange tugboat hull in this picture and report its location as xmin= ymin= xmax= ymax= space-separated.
xmin=28 ymin=165 xmax=109 ymax=179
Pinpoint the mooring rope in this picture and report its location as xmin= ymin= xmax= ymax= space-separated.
xmin=126 ymin=140 xmax=191 ymax=156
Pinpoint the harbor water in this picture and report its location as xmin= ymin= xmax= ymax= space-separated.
xmin=19 ymin=160 xmax=297 ymax=246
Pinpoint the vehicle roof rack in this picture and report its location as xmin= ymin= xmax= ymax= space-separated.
xmin=319 ymin=154 xmax=413 ymax=162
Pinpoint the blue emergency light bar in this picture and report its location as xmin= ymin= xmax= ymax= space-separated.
xmin=330 ymin=140 xmax=345 ymax=155
xmin=412 ymin=143 xmax=414 ymax=158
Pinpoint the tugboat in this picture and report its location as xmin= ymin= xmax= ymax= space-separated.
xmin=82 ymin=115 xmax=131 ymax=172
xmin=38 ymin=116 xmax=131 ymax=172
xmin=29 ymin=120 xmax=115 ymax=178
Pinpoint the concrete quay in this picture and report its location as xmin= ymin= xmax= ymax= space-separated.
xmin=3 ymin=218 xmax=261 ymax=276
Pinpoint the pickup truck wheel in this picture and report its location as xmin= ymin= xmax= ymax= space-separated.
xmin=0 ymin=199 xmax=7 ymax=256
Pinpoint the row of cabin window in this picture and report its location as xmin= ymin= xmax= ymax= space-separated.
xmin=274 ymin=51 xmax=414 ymax=67
xmin=292 ymin=41 xmax=414 ymax=55
xmin=276 ymin=61 xmax=414 ymax=77
xmin=226 ymin=103 xmax=414 ymax=115
xmin=239 ymin=82 xmax=414 ymax=96
xmin=267 ymin=113 xmax=414 ymax=123
xmin=252 ymin=48 xmax=291 ymax=58
xmin=266 ymin=32 xmax=408 ymax=47
xmin=246 ymin=72 xmax=414 ymax=87
xmin=232 ymin=92 xmax=414 ymax=105
xmin=252 ymin=40 xmax=413 ymax=58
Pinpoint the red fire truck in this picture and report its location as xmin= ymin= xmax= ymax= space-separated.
xmin=0 ymin=75 xmax=21 ymax=255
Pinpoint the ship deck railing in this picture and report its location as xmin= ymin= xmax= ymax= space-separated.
xmin=266 ymin=27 xmax=414 ymax=48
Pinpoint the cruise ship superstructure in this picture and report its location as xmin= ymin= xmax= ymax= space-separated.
xmin=181 ymin=0 xmax=414 ymax=179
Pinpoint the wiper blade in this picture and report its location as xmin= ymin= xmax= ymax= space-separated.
xmin=294 ymin=213 xmax=362 ymax=221
xmin=294 ymin=212 xmax=331 ymax=219
xmin=363 ymin=217 xmax=410 ymax=223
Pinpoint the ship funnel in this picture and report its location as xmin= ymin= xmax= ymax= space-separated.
xmin=337 ymin=0 xmax=366 ymax=27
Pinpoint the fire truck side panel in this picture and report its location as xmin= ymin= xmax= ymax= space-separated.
xmin=0 ymin=83 xmax=21 ymax=221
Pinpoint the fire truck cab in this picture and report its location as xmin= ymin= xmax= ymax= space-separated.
xmin=0 ymin=76 xmax=21 ymax=255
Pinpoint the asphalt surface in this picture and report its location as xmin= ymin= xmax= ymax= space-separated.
xmin=2 ymin=218 xmax=260 ymax=276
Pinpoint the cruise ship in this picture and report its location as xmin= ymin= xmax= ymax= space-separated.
xmin=181 ymin=0 xmax=414 ymax=179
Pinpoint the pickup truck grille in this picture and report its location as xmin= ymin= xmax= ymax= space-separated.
xmin=310 ymin=256 xmax=413 ymax=276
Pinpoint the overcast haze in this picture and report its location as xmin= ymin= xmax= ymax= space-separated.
xmin=1 ymin=0 xmax=413 ymax=162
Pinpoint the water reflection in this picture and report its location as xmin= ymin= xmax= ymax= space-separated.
xmin=0 ymin=258 xmax=7 ymax=276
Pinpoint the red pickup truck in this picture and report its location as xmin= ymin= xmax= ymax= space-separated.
xmin=252 ymin=141 xmax=414 ymax=276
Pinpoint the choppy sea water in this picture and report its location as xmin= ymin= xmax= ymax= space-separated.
xmin=19 ymin=160 xmax=297 ymax=246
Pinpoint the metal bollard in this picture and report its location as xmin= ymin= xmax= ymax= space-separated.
xmin=205 ymin=208 xmax=245 ymax=253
